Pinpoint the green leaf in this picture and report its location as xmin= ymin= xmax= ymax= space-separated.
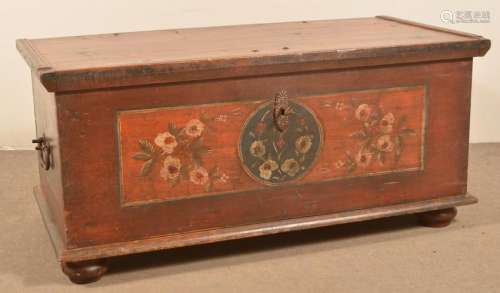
xmin=132 ymin=152 xmax=151 ymax=161
xmin=394 ymin=135 xmax=403 ymax=162
xmin=192 ymin=152 xmax=203 ymax=166
xmin=168 ymin=122 xmax=179 ymax=136
xmin=400 ymin=128 xmax=416 ymax=136
xmin=209 ymin=166 xmax=219 ymax=177
xmin=180 ymin=166 xmax=189 ymax=180
xmin=191 ymin=137 xmax=210 ymax=156
xmin=140 ymin=159 xmax=154 ymax=176
xmin=204 ymin=181 xmax=213 ymax=192
xmin=399 ymin=116 xmax=407 ymax=127
xmin=138 ymin=139 xmax=155 ymax=154
xmin=195 ymin=144 xmax=210 ymax=154
xmin=350 ymin=130 xmax=367 ymax=140
xmin=191 ymin=136 xmax=203 ymax=147
xmin=346 ymin=161 xmax=357 ymax=173
xmin=200 ymin=112 xmax=211 ymax=124
xmin=377 ymin=152 xmax=385 ymax=165
xmin=360 ymin=139 xmax=372 ymax=152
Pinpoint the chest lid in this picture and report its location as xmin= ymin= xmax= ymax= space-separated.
xmin=17 ymin=16 xmax=489 ymax=93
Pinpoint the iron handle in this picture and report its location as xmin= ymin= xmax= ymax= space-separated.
xmin=32 ymin=136 xmax=51 ymax=170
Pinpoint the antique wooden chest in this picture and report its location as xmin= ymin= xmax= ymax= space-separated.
xmin=17 ymin=16 xmax=490 ymax=283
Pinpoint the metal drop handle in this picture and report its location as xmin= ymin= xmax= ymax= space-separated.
xmin=32 ymin=136 xmax=51 ymax=170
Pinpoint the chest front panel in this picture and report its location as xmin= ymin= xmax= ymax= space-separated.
xmin=117 ymin=86 xmax=425 ymax=206
xmin=58 ymin=60 xmax=471 ymax=247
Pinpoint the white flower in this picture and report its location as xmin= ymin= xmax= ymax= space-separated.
xmin=185 ymin=119 xmax=205 ymax=138
xmin=154 ymin=132 xmax=177 ymax=154
xmin=160 ymin=156 xmax=181 ymax=180
xmin=281 ymin=158 xmax=300 ymax=177
xmin=376 ymin=135 xmax=394 ymax=152
xmin=379 ymin=113 xmax=395 ymax=133
xmin=295 ymin=135 xmax=313 ymax=154
xmin=215 ymin=114 xmax=228 ymax=122
xmin=250 ymin=140 xmax=266 ymax=157
xmin=335 ymin=160 xmax=346 ymax=169
xmin=189 ymin=166 xmax=209 ymax=185
xmin=217 ymin=173 xmax=229 ymax=183
xmin=356 ymin=150 xmax=372 ymax=167
xmin=258 ymin=160 xmax=279 ymax=180
xmin=355 ymin=104 xmax=373 ymax=121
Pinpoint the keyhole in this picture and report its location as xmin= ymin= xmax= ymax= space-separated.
xmin=280 ymin=108 xmax=285 ymax=116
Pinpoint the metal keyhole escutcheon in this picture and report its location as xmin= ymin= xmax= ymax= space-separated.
xmin=273 ymin=90 xmax=289 ymax=132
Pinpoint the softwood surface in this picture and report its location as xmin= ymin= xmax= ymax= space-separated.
xmin=17 ymin=17 xmax=478 ymax=71
xmin=16 ymin=16 xmax=490 ymax=92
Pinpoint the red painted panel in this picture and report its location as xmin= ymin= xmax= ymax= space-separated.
xmin=118 ymin=86 xmax=425 ymax=205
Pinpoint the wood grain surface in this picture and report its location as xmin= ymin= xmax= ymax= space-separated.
xmin=16 ymin=17 xmax=489 ymax=92
xmin=19 ymin=18 xmax=477 ymax=70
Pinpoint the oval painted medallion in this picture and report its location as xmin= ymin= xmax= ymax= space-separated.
xmin=239 ymin=100 xmax=323 ymax=185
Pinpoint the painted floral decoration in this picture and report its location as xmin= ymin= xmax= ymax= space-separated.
xmin=335 ymin=102 xmax=416 ymax=173
xmin=239 ymin=101 xmax=322 ymax=185
xmin=132 ymin=114 xmax=228 ymax=192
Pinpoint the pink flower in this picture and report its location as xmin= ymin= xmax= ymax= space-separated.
xmin=379 ymin=113 xmax=395 ymax=133
xmin=356 ymin=151 xmax=372 ymax=167
xmin=154 ymin=132 xmax=177 ymax=154
xmin=376 ymin=135 xmax=394 ymax=152
xmin=189 ymin=166 xmax=209 ymax=185
xmin=185 ymin=119 xmax=205 ymax=138
xmin=355 ymin=104 xmax=373 ymax=121
xmin=160 ymin=156 xmax=181 ymax=180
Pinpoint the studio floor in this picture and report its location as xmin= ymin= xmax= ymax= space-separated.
xmin=1 ymin=143 xmax=499 ymax=292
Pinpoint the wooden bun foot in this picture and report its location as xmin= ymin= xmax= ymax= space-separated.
xmin=417 ymin=207 xmax=457 ymax=228
xmin=62 ymin=259 xmax=108 ymax=284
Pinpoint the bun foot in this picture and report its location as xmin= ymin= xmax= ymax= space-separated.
xmin=62 ymin=259 xmax=108 ymax=284
xmin=417 ymin=207 xmax=458 ymax=228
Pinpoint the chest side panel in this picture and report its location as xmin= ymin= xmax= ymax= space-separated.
xmin=57 ymin=59 xmax=471 ymax=247
xmin=32 ymin=73 xmax=66 ymax=246
xmin=117 ymin=86 xmax=425 ymax=205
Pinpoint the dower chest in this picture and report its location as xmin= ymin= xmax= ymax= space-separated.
xmin=17 ymin=16 xmax=490 ymax=284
